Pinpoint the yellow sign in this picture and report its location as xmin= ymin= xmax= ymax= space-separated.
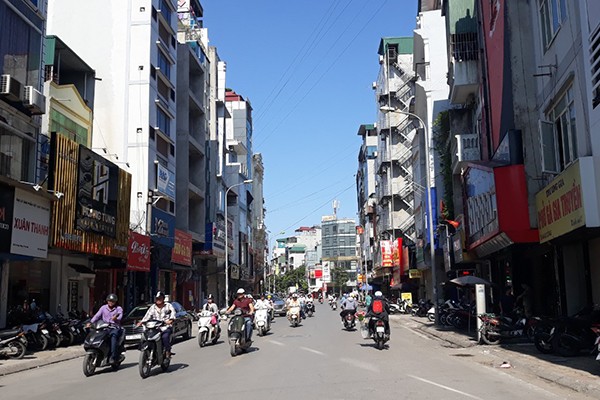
xmin=535 ymin=160 xmax=585 ymax=243
xmin=408 ymin=269 xmax=422 ymax=279
xmin=401 ymin=292 xmax=413 ymax=304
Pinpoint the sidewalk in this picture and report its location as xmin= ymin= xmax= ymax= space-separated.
xmin=0 ymin=346 xmax=85 ymax=376
xmin=392 ymin=314 xmax=600 ymax=396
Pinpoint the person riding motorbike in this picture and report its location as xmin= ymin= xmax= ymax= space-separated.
xmin=286 ymin=293 xmax=302 ymax=318
xmin=137 ymin=291 xmax=177 ymax=359
xmin=340 ymin=293 xmax=358 ymax=322
xmin=367 ymin=291 xmax=390 ymax=338
xmin=225 ymin=288 xmax=255 ymax=343
xmin=202 ymin=294 xmax=220 ymax=326
xmin=254 ymin=293 xmax=272 ymax=311
xmin=305 ymin=294 xmax=315 ymax=314
xmin=266 ymin=294 xmax=275 ymax=320
xmin=89 ymin=293 xmax=123 ymax=364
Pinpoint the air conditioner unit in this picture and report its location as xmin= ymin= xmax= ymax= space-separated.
xmin=0 ymin=75 xmax=23 ymax=102
xmin=23 ymin=86 xmax=46 ymax=115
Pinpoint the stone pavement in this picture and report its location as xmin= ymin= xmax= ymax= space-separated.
xmin=0 ymin=345 xmax=85 ymax=376
xmin=392 ymin=314 xmax=600 ymax=396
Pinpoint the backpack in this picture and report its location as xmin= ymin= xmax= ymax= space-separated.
xmin=372 ymin=299 xmax=384 ymax=314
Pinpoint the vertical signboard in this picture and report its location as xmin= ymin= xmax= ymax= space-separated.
xmin=11 ymin=188 xmax=51 ymax=258
xmin=381 ymin=240 xmax=393 ymax=267
xmin=0 ymin=184 xmax=15 ymax=253
xmin=172 ymin=229 xmax=192 ymax=266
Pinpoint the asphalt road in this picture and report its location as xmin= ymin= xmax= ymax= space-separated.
xmin=0 ymin=303 xmax=593 ymax=399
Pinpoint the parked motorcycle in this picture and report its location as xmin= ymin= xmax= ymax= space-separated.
xmin=288 ymin=306 xmax=301 ymax=327
xmin=138 ymin=320 xmax=171 ymax=378
xmin=21 ymin=322 xmax=49 ymax=351
xmin=0 ymin=328 xmax=27 ymax=359
xmin=228 ymin=309 xmax=252 ymax=357
xmin=82 ymin=321 xmax=125 ymax=377
xmin=369 ymin=316 xmax=389 ymax=350
xmin=411 ymin=299 xmax=433 ymax=318
xmin=478 ymin=311 xmax=539 ymax=345
xmin=197 ymin=310 xmax=221 ymax=347
xmin=306 ymin=302 xmax=315 ymax=317
xmin=552 ymin=309 xmax=600 ymax=357
xmin=254 ymin=308 xmax=271 ymax=336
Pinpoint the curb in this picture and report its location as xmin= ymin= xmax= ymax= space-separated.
xmin=0 ymin=348 xmax=85 ymax=377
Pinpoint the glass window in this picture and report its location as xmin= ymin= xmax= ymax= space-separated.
xmin=50 ymin=110 xmax=89 ymax=145
xmin=542 ymin=86 xmax=577 ymax=172
xmin=539 ymin=0 xmax=568 ymax=49
xmin=156 ymin=106 xmax=171 ymax=136
xmin=157 ymin=49 xmax=171 ymax=79
xmin=0 ymin=126 xmax=34 ymax=181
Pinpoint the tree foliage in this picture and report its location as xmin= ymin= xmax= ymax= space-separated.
xmin=275 ymin=266 xmax=308 ymax=294
xmin=433 ymin=110 xmax=454 ymax=220
xmin=331 ymin=266 xmax=349 ymax=295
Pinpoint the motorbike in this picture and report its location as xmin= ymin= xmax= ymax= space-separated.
xmin=254 ymin=308 xmax=271 ymax=336
xmin=411 ymin=299 xmax=433 ymax=318
xmin=369 ymin=316 xmax=389 ymax=350
xmin=330 ymin=300 xmax=337 ymax=311
xmin=288 ymin=306 xmax=301 ymax=327
xmin=197 ymin=310 xmax=221 ymax=347
xmin=228 ymin=309 xmax=252 ymax=357
xmin=343 ymin=311 xmax=356 ymax=331
xmin=552 ymin=310 xmax=600 ymax=357
xmin=306 ymin=302 xmax=315 ymax=317
xmin=138 ymin=320 xmax=171 ymax=378
xmin=0 ymin=328 xmax=27 ymax=359
xmin=478 ymin=311 xmax=539 ymax=345
xmin=21 ymin=322 xmax=50 ymax=351
xmin=82 ymin=321 xmax=125 ymax=377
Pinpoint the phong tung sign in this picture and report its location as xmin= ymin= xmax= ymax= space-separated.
xmin=535 ymin=158 xmax=599 ymax=243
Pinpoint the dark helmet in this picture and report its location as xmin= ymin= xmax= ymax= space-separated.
xmin=207 ymin=294 xmax=214 ymax=300
xmin=155 ymin=291 xmax=166 ymax=299
xmin=106 ymin=294 xmax=118 ymax=302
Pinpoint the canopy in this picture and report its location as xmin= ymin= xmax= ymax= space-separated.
xmin=450 ymin=276 xmax=491 ymax=286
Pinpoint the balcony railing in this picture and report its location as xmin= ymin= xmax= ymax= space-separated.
xmin=450 ymin=32 xmax=478 ymax=62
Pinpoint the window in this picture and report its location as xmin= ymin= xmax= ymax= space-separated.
xmin=157 ymin=49 xmax=171 ymax=79
xmin=540 ymin=86 xmax=577 ymax=173
xmin=156 ymin=106 xmax=171 ymax=136
xmin=539 ymin=0 xmax=567 ymax=49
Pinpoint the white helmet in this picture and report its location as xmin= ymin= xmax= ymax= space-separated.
xmin=375 ymin=291 xmax=383 ymax=297
xmin=236 ymin=288 xmax=245 ymax=294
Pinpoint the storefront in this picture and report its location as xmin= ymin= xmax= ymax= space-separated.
xmin=535 ymin=157 xmax=600 ymax=316
xmin=199 ymin=220 xmax=226 ymax=306
xmin=172 ymin=229 xmax=194 ymax=308
xmin=150 ymin=206 xmax=175 ymax=298
xmin=127 ymin=231 xmax=151 ymax=310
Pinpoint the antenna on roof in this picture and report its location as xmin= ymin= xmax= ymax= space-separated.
xmin=332 ymin=200 xmax=340 ymax=218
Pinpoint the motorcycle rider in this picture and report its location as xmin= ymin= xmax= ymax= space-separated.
xmin=89 ymin=293 xmax=123 ymax=364
xmin=137 ymin=291 xmax=177 ymax=359
xmin=286 ymin=293 xmax=302 ymax=318
xmin=266 ymin=294 xmax=275 ymax=320
xmin=305 ymin=293 xmax=315 ymax=314
xmin=340 ymin=293 xmax=358 ymax=322
xmin=367 ymin=291 xmax=390 ymax=338
xmin=202 ymin=294 xmax=220 ymax=327
xmin=226 ymin=288 xmax=255 ymax=343
xmin=254 ymin=293 xmax=272 ymax=311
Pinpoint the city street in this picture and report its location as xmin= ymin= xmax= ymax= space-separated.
xmin=0 ymin=303 xmax=593 ymax=400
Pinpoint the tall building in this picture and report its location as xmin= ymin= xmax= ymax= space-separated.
xmin=48 ymin=0 xmax=181 ymax=300
xmin=321 ymin=215 xmax=358 ymax=287
xmin=251 ymin=153 xmax=266 ymax=292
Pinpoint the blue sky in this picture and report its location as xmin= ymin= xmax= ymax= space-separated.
xmin=202 ymin=0 xmax=417 ymax=237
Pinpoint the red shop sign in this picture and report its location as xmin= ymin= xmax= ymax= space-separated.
xmin=172 ymin=229 xmax=192 ymax=266
xmin=128 ymin=231 xmax=151 ymax=272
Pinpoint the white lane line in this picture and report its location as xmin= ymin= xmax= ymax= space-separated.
xmin=407 ymin=375 xmax=484 ymax=400
xmin=340 ymin=357 xmax=379 ymax=373
xmin=399 ymin=324 xmax=431 ymax=340
xmin=300 ymin=346 xmax=325 ymax=356
xmin=268 ymin=340 xmax=285 ymax=346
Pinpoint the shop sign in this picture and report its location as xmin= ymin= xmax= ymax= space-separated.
xmin=0 ymin=183 xmax=14 ymax=253
xmin=230 ymin=264 xmax=240 ymax=280
xmin=151 ymin=207 xmax=175 ymax=248
xmin=11 ymin=188 xmax=50 ymax=258
xmin=401 ymin=292 xmax=413 ymax=304
xmin=380 ymin=240 xmax=392 ymax=267
xmin=127 ymin=231 xmax=151 ymax=272
xmin=314 ymin=268 xmax=323 ymax=279
xmin=156 ymin=164 xmax=176 ymax=200
xmin=465 ymin=167 xmax=499 ymax=243
xmin=76 ymin=146 xmax=119 ymax=237
xmin=322 ymin=262 xmax=331 ymax=283
xmin=453 ymin=234 xmax=464 ymax=263
xmin=408 ymin=269 xmax=422 ymax=279
xmin=536 ymin=159 xmax=586 ymax=243
xmin=172 ymin=229 xmax=192 ymax=266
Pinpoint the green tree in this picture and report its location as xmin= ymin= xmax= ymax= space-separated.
xmin=331 ymin=266 xmax=349 ymax=296
xmin=275 ymin=266 xmax=308 ymax=294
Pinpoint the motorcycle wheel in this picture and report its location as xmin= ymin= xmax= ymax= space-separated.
xmin=183 ymin=322 xmax=192 ymax=340
xmin=533 ymin=333 xmax=554 ymax=354
xmin=480 ymin=328 xmax=501 ymax=345
xmin=82 ymin=353 xmax=96 ymax=377
xmin=377 ymin=339 xmax=385 ymax=350
xmin=553 ymin=332 xmax=579 ymax=357
xmin=199 ymin=331 xmax=207 ymax=347
xmin=8 ymin=340 xmax=26 ymax=359
xmin=160 ymin=354 xmax=170 ymax=372
xmin=230 ymin=340 xmax=237 ymax=357
xmin=62 ymin=330 xmax=75 ymax=347
xmin=139 ymin=350 xmax=152 ymax=379
xmin=427 ymin=313 xmax=435 ymax=322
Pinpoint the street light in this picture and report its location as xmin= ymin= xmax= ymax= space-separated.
xmin=380 ymin=105 xmax=438 ymax=324
xmin=224 ymin=179 xmax=253 ymax=307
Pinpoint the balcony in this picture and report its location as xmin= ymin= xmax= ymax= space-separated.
xmin=452 ymin=133 xmax=480 ymax=174
xmin=448 ymin=32 xmax=479 ymax=105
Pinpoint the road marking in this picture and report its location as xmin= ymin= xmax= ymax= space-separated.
xmin=399 ymin=324 xmax=431 ymax=340
xmin=300 ymin=346 xmax=325 ymax=356
xmin=407 ymin=375 xmax=484 ymax=400
xmin=268 ymin=340 xmax=285 ymax=346
xmin=340 ymin=357 xmax=379 ymax=373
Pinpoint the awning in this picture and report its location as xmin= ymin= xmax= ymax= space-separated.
xmin=69 ymin=263 xmax=95 ymax=278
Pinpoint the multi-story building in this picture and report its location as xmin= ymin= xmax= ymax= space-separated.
xmin=251 ymin=153 xmax=266 ymax=292
xmin=411 ymin=2 xmax=450 ymax=300
xmin=48 ymin=0 xmax=181 ymax=301
xmin=373 ymin=37 xmax=415 ymax=290
xmin=0 ymin=0 xmax=51 ymax=328
xmin=321 ymin=215 xmax=358 ymax=287
xmin=174 ymin=0 xmax=209 ymax=309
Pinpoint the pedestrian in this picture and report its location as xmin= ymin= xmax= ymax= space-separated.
xmin=499 ymin=286 xmax=516 ymax=317
xmin=516 ymin=283 xmax=533 ymax=317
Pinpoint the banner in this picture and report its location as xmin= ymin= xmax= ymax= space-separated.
xmin=381 ymin=240 xmax=392 ymax=267
xmin=76 ymin=145 xmax=119 ymax=237
xmin=11 ymin=188 xmax=51 ymax=258
xmin=151 ymin=207 xmax=175 ymax=248
xmin=127 ymin=231 xmax=151 ymax=272
xmin=156 ymin=163 xmax=176 ymax=200
xmin=172 ymin=229 xmax=192 ymax=266
xmin=0 ymin=183 xmax=14 ymax=253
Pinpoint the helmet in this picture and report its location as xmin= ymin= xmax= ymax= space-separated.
xmin=106 ymin=293 xmax=118 ymax=302
xmin=207 ymin=294 xmax=214 ymax=300
xmin=375 ymin=291 xmax=383 ymax=297
xmin=155 ymin=291 xmax=166 ymax=299
xmin=292 ymin=293 xmax=298 ymax=298
xmin=236 ymin=288 xmax=245 ymax=295
xmin=267 ymin=295 xmax=272 ymax=299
